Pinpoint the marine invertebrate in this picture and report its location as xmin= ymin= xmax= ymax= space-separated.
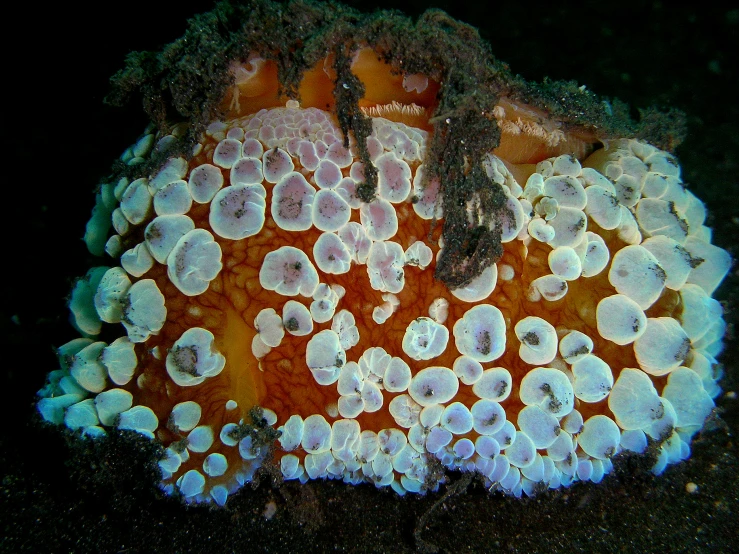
xmin=36 ymin=0 xmax=730 ymax=506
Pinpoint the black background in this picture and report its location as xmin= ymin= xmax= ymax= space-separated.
xmin=2 ymin=1 xmax=737 ymax=552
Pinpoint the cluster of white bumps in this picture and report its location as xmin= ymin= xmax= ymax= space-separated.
xmin=38 ymin=101 xmax=729 ymax=505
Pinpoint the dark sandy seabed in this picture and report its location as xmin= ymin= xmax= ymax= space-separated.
xmin=1 ymin=1 xmax=737 ymax=552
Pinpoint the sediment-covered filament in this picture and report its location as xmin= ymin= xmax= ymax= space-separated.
xmin=38 ymin=102 xmax=729 ymax=504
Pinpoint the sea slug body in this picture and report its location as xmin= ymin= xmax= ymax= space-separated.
xmin=37 ymin=0 xmax=730 ymax=505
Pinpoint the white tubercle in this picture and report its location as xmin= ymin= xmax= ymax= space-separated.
xmin=259 ymin=246 xmax=319 ymax=297
xmin=528 ymin=217 xmax=556 ymax=243
xmin=548 ymin=247 xmax=582 ymax=281
xmin=271 ymin=172 xmax=316 ymax=231
xmin=451 ymin=264 xmax=498 ymax=302
xmin=470 ymin=399 xmax=506 ymax=436
xmin=312 ymin=189 xmax=351 ymax=232
xmin=558 ymin=330 xmax=593 ymax=364
xmin=543 ymin=174 xmax=586 ymax=209
xmin=620 ymin=430 xmax=648 ymax=454
xmin=378 ymin=428 xmax=408 ymax=456
xmin=337 ymin=176 xmax=362 ymax=209
xmin=64 ymin=401 xmax=100 ymax=432
xmin=70 ymin=342 xmax=108 ymax=393
xmin=372 ymin=293 xmax=400 ymax=324
xmin=296 ymin=140 xmax=319 ymax=171
xmin=170 ymin=401 xmax=202 ymax=432
xmin=683 ymin=236 xmax=732 ymax=295
xmin=412 ymin=166 xmax=442 ymax=220
xmin=578 ymin=415 xmax=620 ymax=459
xmin=562 ymin=409 xmax=584 ymax=435
xmin=498 ymin=193 xmax=526 ymax=243
xmin=313 ymin=232 xmax=352 ymax=274
xmin=388 ymin=392 xmax=422 ymax=426
xmin=154 ymin=180 xmax=193 ymax=216
xmin=310 ymin=283 xmax=342 ymax=323
xmin=213 ymin=139 xmax=243 ymax=169
xmin=403 ymin=73 xmax=428 ymax=93
xmin=584 ymin=186 xmax=622 ymax=230
xmin=441 ymin=402 xmax=474 ymax=435
xmin=332 ymin=419 xmax=361 ymax=462
xmin=101 ymin=337 xmax=137 ymax=386
xmin=662 ymin=367 xmax=714 ymax=430
xmin=634 ymin=198 xmax=687 ymax=243
xmin=571 ymin=355 xmax=614 ymax=402
xmin=529 ymin=275 xmax=568 ymax=302
xmin=332 ymin=310 xmax=360 ymax=350
xmin=404 ymin=241 xmax=433 ymax=270
xmin=517 ymin=405 xmax=560 ymax=449
xmin=95 ymin=388 xmax=134 ymax=426
xmin=519 ymin=367 xmax=574 ymax=417
xmin=383 ymin=357 xmax=412 ymax=393
xmin=230 ymin=156 xmax=264 ymax=186
xmin=428 ymin=297 xmax=449 ymax=324
xmin=452 ymin=356 xmax=483 ymax=385
xmin=144 ymin=215 xmax=195 ymax=263
xmin=69 ymin=267 xmax=108 ymax=336
xmin=149 ymin=158 xmax=188 ymax=192
xmin=548 ymin=207 xmax=587 ymax=248
xmin=367 ymin=241 xmax=405 ymax=294
xmin=581 ymin=232 xmax=610 ymax=277
xmin=255 ymin=308 xmax=285 ymax=347
xmin=420 ymin=405 xmax=444 ymax=433
xmin=338 ymin=222 xmax=372 ymax=264
xmin=472 ymin=367 xmax=512 ymax=402
xmin=121 ymin=242 xmax=155 ymax=278
xmin=313 ymin=159 xmax=342 ymax=189
xmin=376 ymin=151 xmax=412 ymax=203
xmin=251 ymin=334 xmax=272 ymax=359
xmin=118 ymin=405 xmax=159 ymax=437
xmin=523 ymin=172 xmax=544 ymax=203
xmin=262 ymin=147 xmax=294 ymax=183
xmin=360 ymin=199 xmax=398 ymax=241
xmin=337 ymin=363 xmax=364 ymax=418
xmin=166 ymin=327 xmax=226 ymax=386
xmin=679 ymin=284 xmax=721 ymax=342
xmin=111 ymin=208 xmax=130 ymax=236
xmin=192 ymin=436 xmax=220 ymax=467
xmin=608 ymin=368 xmax=664 ymax=430
xmin=505 ymin=432 xmax=536 ymax=468
xmin=640 ymin=236 xmax=693 ymax=290
xmin=120 ymin=178 xmax=153 ymax=224
xmin=121 ymin=279 xmax=167 ymax=343
xmin=498 ymin=264 xmax=515 ymax=281
xmin=474 ymin=435 xmax=501 ymax=459
xmin=280 ymin=455 xmax=301 ymax=480
xmin=514 ymin=316 xmax=558 ymax=365
xmin=616 ymin=205 xmax=642 ymax=245
xmin=94 ymin=267 xmax=132 ymax=323
xmin=608 ymin=245 xmax=666 ymax=309
xmin=188 ymin=164 xmax=224 ymax=203
xmin=402 ymin=317 xmax=449 ymax=361
xmin=305 ymin=330 xmax=346 ymax=385
xmin=278 ymin=414 xmax=304 ymax=452
xmin=453 ymin=304 xmax=506 ymax=362
xmin=596 ymin=294 xmax=647 ymax=345
xmin=301 ymin=414 xmax=332 ymax=454
xmin=209 ymin=184 xmax=267 ymax=240
xmin=203 ymin=453 xmax=228 ymax=477
xmin=282 ymin=301 xmax=313 ymax=336
xmin=408 ymin=366 xmax=459 ymax=407
xmin=633 ymin=317 xmax=690 ymax=376
xmin=167 ymin=229 xmax=223 ymax=296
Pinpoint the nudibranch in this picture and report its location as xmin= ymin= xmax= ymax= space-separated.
xmin=37 ymin=0 xmax=730 ymax=505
